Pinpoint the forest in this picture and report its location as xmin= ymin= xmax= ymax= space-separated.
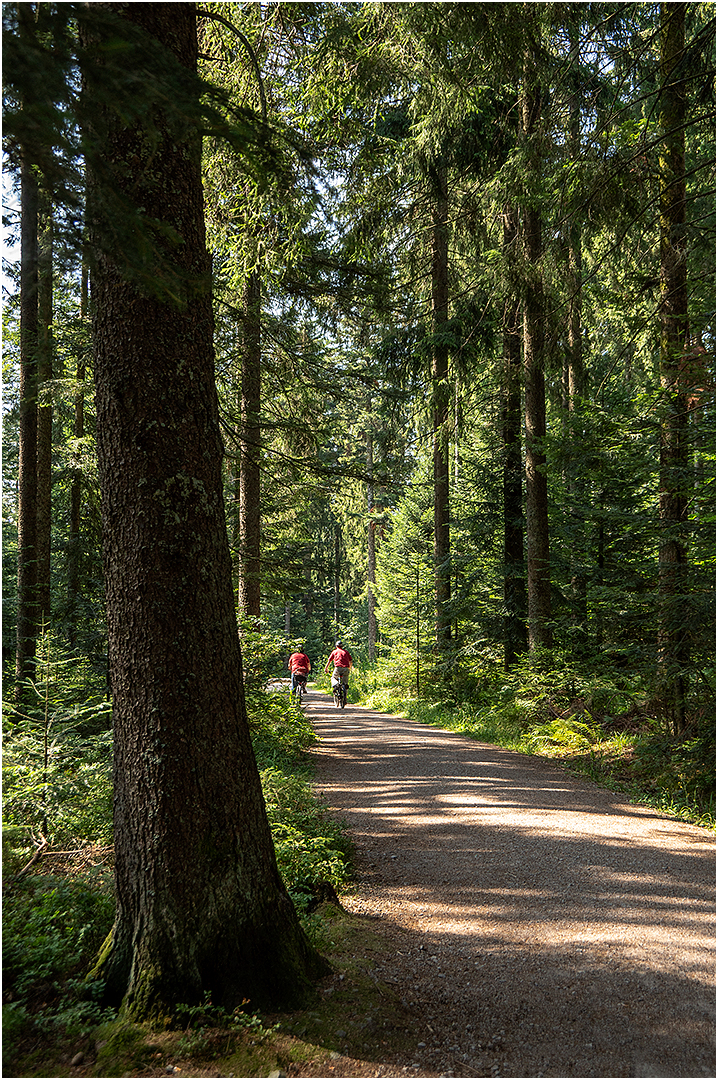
xmin=2 ymin=0 xmax=715 ymax=1071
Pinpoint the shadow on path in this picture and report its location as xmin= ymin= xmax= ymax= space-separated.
xmin=303 ymin=691 xmax=715 ymax=1079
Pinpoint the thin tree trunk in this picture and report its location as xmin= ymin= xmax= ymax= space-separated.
xmin=15 ymin=147 xmax=39 ymax=700
xmin=237 ymin=270 xmax=261 ymax=619
xmin=595 ymin=492 xmax=605 ymax=650
xmin=415 ymin=561 xmax=421 ymax=699
xmin=367 ymin=514 xmax=377 ymax=659
xmin=302 ymin=548 xmax=313 ymax=620
xmin=658 ymin=2 xmax=690 ymax=734
xmin=334 ymin=522 xmax=341 ymax=628
xmin=84 ymin=1 xmax=326 ymax=1017
xmin=522 ymin=40 xmax=552 ymax=651
xmin=36 ymin=190 xmax=53 ymax=626
xmin=567 ymin=10 xmax=588 ymax=644
xmin=502 ymin=207 xmax=527 ymax=668
xmin=366 ymin=397 xmax=377 ymax=661
xmin=67 ymin=256 xmax=88 ymax=642
xmin=431 ymin=163 xmax=451 ymax=655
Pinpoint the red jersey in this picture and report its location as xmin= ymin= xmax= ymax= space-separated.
xmin=328 ymin=647 xmax=352 ymax=669
xmin=288 ymin=652 xmax=311 ymax=674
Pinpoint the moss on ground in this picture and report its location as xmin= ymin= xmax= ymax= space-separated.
xmin=6 ymin=902 xmax=422 ymax=1079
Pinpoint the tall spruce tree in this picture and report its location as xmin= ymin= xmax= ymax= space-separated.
xmin=501 ymin=205 xmax=527 ymax=666
xmin=81 ymin=1 xmax=326 ymax=1016
xmin=36 ymin=189 xmax=53 ymax=626
xmin=521 ymin=10 xmax=552 ymax=651
xmin=15 ymin=150 xmax=39 ymax=698
xmin=657 ymin=2 xmax=690 ymax=733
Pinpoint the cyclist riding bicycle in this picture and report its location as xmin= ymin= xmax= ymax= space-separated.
xmin=288 ymin=649 xmax=311 ymax=695
xmin=324 ymin=641 xmax=352 ymax=700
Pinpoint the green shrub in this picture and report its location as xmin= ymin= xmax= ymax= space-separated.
xmin=261 ymin=766 xmax=353 ymax=906
xmin=2 ymin=871 xmax=115 ymax=1058
xmin=523 ymin=716 xmax=602 ymax=754
xmin=2 ymin=631 xmax=113 ymax=846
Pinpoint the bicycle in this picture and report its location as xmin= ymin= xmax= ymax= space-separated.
xmin=331 ymin=676 xmax=347 ymax=709
xmin=292 ymin=673 xmax=308 ymax=704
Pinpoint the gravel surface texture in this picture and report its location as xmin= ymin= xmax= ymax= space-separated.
xmin=307 ymin=690 xmax=715 ymax=1079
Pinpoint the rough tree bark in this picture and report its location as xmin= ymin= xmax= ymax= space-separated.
xmin=237 ymin=270 xmax=262 ymax=619
xmin=84 ymin=2 xmax=326 ymax=1018
xmin=657 ymin=2 xmax=690 ymax=733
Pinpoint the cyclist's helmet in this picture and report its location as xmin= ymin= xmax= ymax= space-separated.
xmin=335 ymin=640 xmax=342 ymax=648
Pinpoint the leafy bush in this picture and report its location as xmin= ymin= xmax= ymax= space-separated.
xmin=248 ymin=685 xmax=318 ymax=774
xmin=523 ymin=716 xmax=602 ymax=753
xmin=238 ymin=618 xmax=293 ymax=692
xmin=2 ymin=727 xmax=113 ymax=846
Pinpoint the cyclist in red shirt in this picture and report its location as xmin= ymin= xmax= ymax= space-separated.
xmin=324 ymin=641 xmax=352 ymax=691
xmin=288 ymin=650 xmax=311 ymax=695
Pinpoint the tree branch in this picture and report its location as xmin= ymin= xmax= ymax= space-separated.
xmin=197 ymin=8 xmax=267 ymax=120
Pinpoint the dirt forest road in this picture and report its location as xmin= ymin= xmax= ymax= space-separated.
xmin=305 ymin=690 xmax=715 ymax=1079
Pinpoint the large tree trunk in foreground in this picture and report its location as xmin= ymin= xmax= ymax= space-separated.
xmin=86 ymin=2 xmax=325 ymax=1019
xmin=657 ymin=2 xmax=690 ymax=734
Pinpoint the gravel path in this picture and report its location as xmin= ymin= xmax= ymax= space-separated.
xmin=306 ymin=691 xmax=715 ymax=1079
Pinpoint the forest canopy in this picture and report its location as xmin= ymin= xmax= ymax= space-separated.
xmin=5 ymin=1 xmax=714 ymax=710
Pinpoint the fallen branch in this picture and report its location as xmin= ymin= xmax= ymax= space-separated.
xmin=6 ymin=834 xmax=48 ymax=887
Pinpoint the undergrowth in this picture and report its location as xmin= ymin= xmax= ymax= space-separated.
xmin=2 ymin=635 xmax=353 ymax=1072
xmin=248 ymin=685 xmax=354 ymax=910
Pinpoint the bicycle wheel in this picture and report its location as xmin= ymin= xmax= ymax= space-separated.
xmin=340 ymin=684 xmax=347 ymax=709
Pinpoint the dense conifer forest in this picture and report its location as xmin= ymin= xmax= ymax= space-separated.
xmin=2 ymin=1 xmax=715 ymax=1069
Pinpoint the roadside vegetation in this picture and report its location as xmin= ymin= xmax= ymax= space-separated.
xmin=2 ymin=630 xmax=354 ymax=1076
